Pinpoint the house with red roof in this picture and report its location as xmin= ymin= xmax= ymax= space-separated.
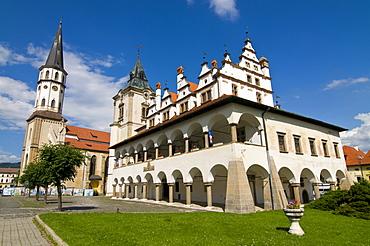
xmin=343 ymin=145 xmax=370 ymax=182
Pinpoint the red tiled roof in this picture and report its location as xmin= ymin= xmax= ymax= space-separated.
xmin=0 ymin=168 xmax=19 ymax=174
xmin=169 ymin=91 xmax=178 ymax=102
xmin=66 ymin=125 xmax=110 ymax=143
xmin=361 ymin=150 xmax=370 ymax=164
xmin=188 ymin=81 xmax=198 ymax=92
xmin=65 ymin=125 xmax=110 ymax=152
xmin=65 ymin=138 xmax=109 ymax=153
xmin=343 ymin=145 xmax=365 ymax=166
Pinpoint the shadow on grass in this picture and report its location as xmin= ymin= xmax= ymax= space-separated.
xmin=276 ymin=227 xmax=289 ymax=232
xmin=61 ymin=206 xmax=97 ymax=211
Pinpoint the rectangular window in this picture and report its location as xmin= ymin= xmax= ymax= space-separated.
xmin=246 ymin=62 xmax=250 ymax=68
xmin=294 ymin=135 xmax=302 ymax=154
xmin=201 ymin=90 xmax=212 ymax=103
xmin=141 ymin=106 xmax=148 ymax=118
xmin=232 ymin=84 xmax=238 ymax=96
xmin=247 ymin=75 xmax=252 ymax=83
xmin=163 ymin=111 xmax=170 ymax=121
xmin=333 ymin=142 xmax=340 ymax=158
xmin=278 ymin=132 xmax=287 ymax=153
xmin=255 ymin=78 xmax=260 ymax=86
xmin=322 ymin=140 xmax=329 ymax=157
xmin=180 ymin=102 xmax=188 ymax=114
xmin=309 ymin=138 xmax=317 ymax=156
xmin=149 ymin=118 xmax=155 ymax=127
xmin=119 ymin=104 xmax=124 ymax=120
xmin=254 ymin=65 xmax=258 ymax=71
xmin=256 ymin=92 xmax=262 ymax=103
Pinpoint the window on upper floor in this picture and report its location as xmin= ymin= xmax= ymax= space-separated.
xmin=322 ymin=140 xmax=329 ymax=157
xmin=277 ymin=132 xmax=287 ymax=153
xmin=45 ymin=71 xmax=50 ymax=79
xmin=201 ymin=90 xmax=212 ymax=104
xmin=119 ymin=104 xmax=124 ymax=120
xmin=255 ymin=78 xmax=260 ymax=86
xmin=51 ymin=99 xmax=56 ymax=108
xmin=163 ymin=111 xmax=170 ymax=121
xmin=246 ymin=62 xmax=251 ymax=68
xmin=256 ymin=92 xmax=262 ymax=103
xmin=141 ymin=106 xmax=149 ymax=118
xmin=180 ymin=102 xmax=188 ymax=114
xmin=55 ymin=72 xmax=59 ymax=80
xmin=254 ymin=65 xmax=258 ymax=71
xmin=333 ymin=142 xmax=340 ymax=158
xmin=309 ymin=138 xmax=317 ymax=156
xmin=294 ymin=135 xmax=302 ymax=154
xmin=247 ymin=75 xmax=252 ymax=83
xmin=149 ymin=118 xmax=155 ymax=127
xmin=41 ymin=98 xmax=46 ymax=106
xmin=232 ymin=84 xmax=238 ymax=96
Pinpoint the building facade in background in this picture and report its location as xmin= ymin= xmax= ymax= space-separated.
xmin=19 ymin=22 xmax=110 ymax=194
xmin=343 ymin=145 xmax=370 ymax=182
xmin=0 ymin=168 xmax=18 ymax=189
xmin=107 ymin=36 xmax=352 ymax=213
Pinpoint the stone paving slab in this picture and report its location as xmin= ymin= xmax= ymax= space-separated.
xmin=0 ymin=217 xmax=52 ymax=246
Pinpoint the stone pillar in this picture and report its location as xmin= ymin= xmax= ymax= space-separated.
xmin=118 ymin=184 xmax=123 ymax=198
xmin=112 ymin=184 xmax=117 ymax=197
xmin=125 ymin=184 xmax=130 ymax=199
xmin=168 ymin=183 xmax=174 ymax=203
xmin=134 ymin=184 xmax=138 ymax=199
xmin=155 ymin=183 xmax=161 ymax=202
xmin=144 ymin=151 xmax=148 ymax=162
xmin=185 ymin=183 xmax=192 ymax=206
xmin=291 ymin=183 xmax=301 ymax=202
xmin=155 ymin=146 xmax=159 ymax=159
xmin=184 ymin=138 xmax=189 ymax=153
xmin=134 ymin=152 xmax=138 ymax=163
xmin=230 ymin=123 xmax=238 ymax=143
xmin=313 ymin=182 xmax=321 ymax=200
xmin=263 ymin=177 xmax=272 ymax=211
xmin=328 ymin=181 xmax=336 ymax=191
xmin=142 ymin=183 xmax=147 ymax=200
xmin=205 ymin=183 xmax=213 ymax=208
xmin=204 ymin=132 xmax=209 ymax=148
xmin=119 ymin=157 xmax=123 ymax=167
xmin=225 ymin=159 xmax=255 ymax=213
xmin=168 ymin=142 xmax=173 ymax=156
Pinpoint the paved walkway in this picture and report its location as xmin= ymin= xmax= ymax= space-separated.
xmin=0 ymin=217 xmax=52 ymax=246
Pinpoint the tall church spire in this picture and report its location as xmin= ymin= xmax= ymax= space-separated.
xmin=41 ymin=21 xmax=65 ymax=72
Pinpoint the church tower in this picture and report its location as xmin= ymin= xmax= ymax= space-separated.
xmin=20 ymin=22 xmax=67 ymax=173
xmin=110 ymin=54 xmax=154 ymax=146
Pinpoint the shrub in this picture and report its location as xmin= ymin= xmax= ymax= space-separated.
xmin=305 ymin=189 xmax=347 ymax=210
xmin=307 ymin=180 xmax=370 ymax=220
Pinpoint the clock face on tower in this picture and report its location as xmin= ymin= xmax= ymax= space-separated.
xmin=143 ymin=90 xmax=150 ymax=100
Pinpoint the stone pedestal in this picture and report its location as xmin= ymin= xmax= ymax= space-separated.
xmin=284 ymin=208 xmax=305 ymax=236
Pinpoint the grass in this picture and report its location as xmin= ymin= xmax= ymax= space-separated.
xmin=39 ymin=208 xmax=370 ymax=246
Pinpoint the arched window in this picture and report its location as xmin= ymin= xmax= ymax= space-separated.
xmin=90 ymin=156 xmax=97 ymax=177
xmin=51 ymin=99 xmax=55 ymax=108
xmin=55 ymin=72 xmax=59 ymax=80
xmin=45 ymin=71 xmax=50 ymax=79
xmin=41 ymin=98 xmax=46 ymax=106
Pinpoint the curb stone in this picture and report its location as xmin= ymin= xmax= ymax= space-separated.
xmin=36 ymin=215 xmax=68 ymax=246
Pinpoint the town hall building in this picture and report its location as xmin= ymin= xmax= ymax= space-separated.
xmin=107 ymin=34 xmax=352 ymax=213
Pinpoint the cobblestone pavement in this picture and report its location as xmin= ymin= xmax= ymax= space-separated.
xmin=0 ymin=195 xmax=214 ymax=245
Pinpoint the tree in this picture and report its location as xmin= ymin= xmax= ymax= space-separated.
xmin=36 ymin=143 xmax=85 ymax=211
xmin=19 ymin=162 xmax=46 ymax=201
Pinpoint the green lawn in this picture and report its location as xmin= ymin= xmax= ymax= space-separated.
xmin=39 ymin=209 xmax=370 ymax=246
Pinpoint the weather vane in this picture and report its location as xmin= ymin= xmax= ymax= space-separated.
xmin=138 ymin=46 xmax=142 ymax=57
xmin=246 ymin=26 xmax=250 ymax=38
xmin=224 ymin=44 xmax=228 ymax=53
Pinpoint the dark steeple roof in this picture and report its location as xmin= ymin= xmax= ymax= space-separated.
xmin=124 ymin=57 xmax=154 ymax=92
xmin=40 ymin=21 xmax=65 ymax=72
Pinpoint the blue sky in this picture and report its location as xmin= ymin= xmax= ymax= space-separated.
xmin=1 ymin=0 xmax=370 ymax=162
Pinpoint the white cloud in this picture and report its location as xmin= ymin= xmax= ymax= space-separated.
xmin=209 ymin=0 xmax=239 ymax=21
xmin=0 ymin=154 xmax=21 ymax=163
xmin=324 ymin=77 xmax=369 ymax=90
xmin=0 ymin=76 xmax=35 ymax=130
xmin=0 ymin=43 xmax=126 ymax=132
xmin=340 ymin=112 xmax=370 ymax=152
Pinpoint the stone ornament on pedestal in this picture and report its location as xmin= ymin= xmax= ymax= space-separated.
xmin=283 ymin=208 xmax=305 ymax=236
